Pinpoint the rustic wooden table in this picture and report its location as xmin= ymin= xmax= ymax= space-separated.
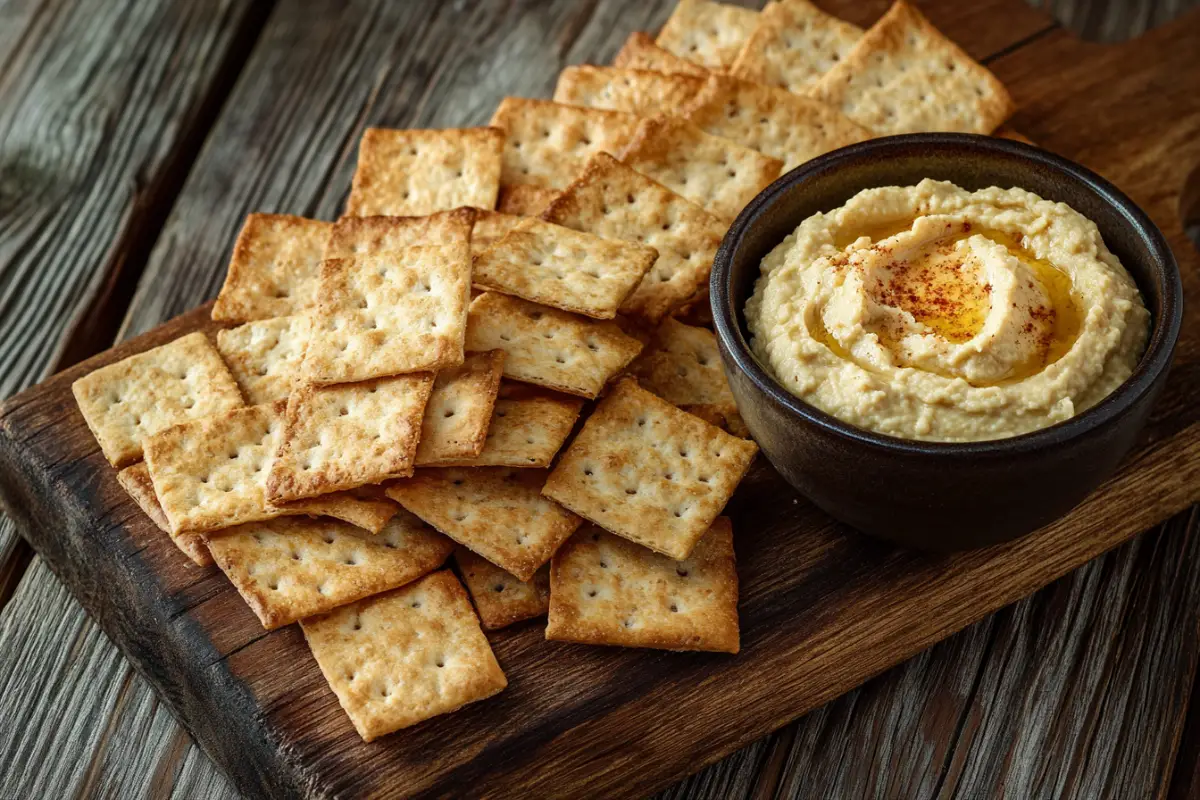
xmin=1 ymin=1 xmax=1198 ymax=798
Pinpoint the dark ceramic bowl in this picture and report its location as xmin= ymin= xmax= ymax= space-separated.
xmin=711 ymin=133 xmax=1183 ymax=551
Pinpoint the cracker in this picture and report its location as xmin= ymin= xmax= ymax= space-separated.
xmin=325 ymin=208 xmax=476 ymax=258
xmin=683 ymin=74 xmax=872 ymax=171
xmin=455 ymin=547 xmax=549 ymax=630
xmin=612 ymin=31 xmax=710 ymax=77
xmin=73 ymin=332 xmax=245 ymax=468
xmin=471 ymin=211 xmax=525 ymax=259
xmin=728 ymin=0 xmax=863 ymax=93
xmin=684 ymin=402 xmax=750 ymax=438
xmin=673 ymin=288 xmax=713 ymax=327
xmin=143 ymin=401 xmax=290 ymax=535
xmin=552 ymin=66 xmax=704 ymax=117
xmin=655 ymin=0 xmax=759 ymax=70
xmin=216 ymin=315 xmax=310 ymax=405
xmin=208 ymin=512 xmax=454 ymax=630
xmin=277 ymin=485 xmax=400 ymax=534
xmin=488 ymin=98 xmax=641 ymax=189
xmin=414 ymin=350 xmax=505 ymax=466
xmin=303 ymin=243 xmax=471 ymax=384
xmin=620 ymin=115 xmax=783 ymax=223
xmin=807 ymin=0 xmax=1015 ymax=135
xmin=212 ymin=214 xmax=332 ymax=323
xmin=543 ymin=378 xmax=757 ymax=559
xmin=465 ymin=292 xmax=644 ymax=399
xmin=496 ymin=184 xmax=560 ymax=217
xmin=629 ymin=318 xmax=734 ymax=407
xmin=343 ymin=127 xmax=503 ymax=217
xmin=473 ymin=218 xmax=657 ymax=319
xmin=541 ymin=152 xmax=725 ymax=325
xmin=301 ymin=571 xmax=506 ymax=741
xmin=386 ymin=467 xmax=581 ymax=581
xmin=546 ymin=519 xmax=738 ymax=652
xmin=116 ymin=462 xmax=212 ymax=566
xmin=267 ymin=373 xmax=435 ymax=503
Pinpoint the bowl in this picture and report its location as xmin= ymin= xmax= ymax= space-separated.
xmin=710 ymin=133 xmax=1183 ymax=551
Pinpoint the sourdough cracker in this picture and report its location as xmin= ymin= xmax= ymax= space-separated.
xmin=117 ymin=462 xmax=211 ymax=566
xmin=455 ymin=547 xmax=550 ymax=630
xmin=612 ymin=31 xmax=709 ymax=77
xmin=496 ymin=184 xmax=560 ymax=217
xmin=325 ymin=208 xmax=476 ymax=258
xmin=414 ymin=350 xmax=505 ymax=465
xmin=216 ymin=315 xmax=311 ymax=405
xmin=655 ymin=0 xmax=759 ymax=70
xmin=546 ymin=519 xmax=738 ymax=652
xmin=276 ymin=485 xmax=400 ymax=534
xmin=212 ymin=214 xmax=332 ymax=323
xmin=728 ymin=0 xmax=863 ymax=92
xmin=301 ymin=570 xmax=506 ymax=742
xmin=73 ymin=332 xmax=245 ymax=468
xmin=553 ymin=66 xmax=704 ymax=117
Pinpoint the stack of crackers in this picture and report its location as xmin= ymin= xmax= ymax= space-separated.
xmin=70 ymin=0 xmax=1015 ymax=743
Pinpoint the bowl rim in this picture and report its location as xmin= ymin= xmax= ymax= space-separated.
xmin=710 ymin=132 xmax=1185 ymax=458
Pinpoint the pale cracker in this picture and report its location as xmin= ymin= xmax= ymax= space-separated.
xmin=472 ymin=218 xmax=657 ymax=319
xmin=303 ymin=243 xmax=471 ymax=384
xmin=612 ymin=31 xmax=710 ymax=77
xmin=728 ymin=0 xmax=863 ymax=93
xmin=276 ymin=485 xmax=400 ymax=534
xmin=543 ymin=378 xmax=757 ymax=559
xmin=455 ymin=547 xmax=549 ymax=630
xmin=414 ymin=350 xmax=505 ymax=466
xmin=620 ymin=115 xmax=783 ymax=222
xmin=212 ymin=214 xmax=332 ymax=323
xmin=324 ymin=208 xmax=476 ymax=258
xmin=471 ymin=211 xmax=524 ymax=259
xmin=552 ymin=66 xmax=704 ymax=117
xmin=301 ymin=570 xmax=506 ymax=741
xmin=496 ymin=184 xmax=560 ymax=217
xmin=546 ymin=518 xmax=739 ymax=652
xmin=541 ymin=152 xmax=725 ymax=325
xmin=343 ymin=127 xmax=503 ymax=217
xmin=73 ymin=332 xmax=245 ymax=468
xmin=216 ymin=315 xmax=311 ymax=405
xmin=207 ymin=511 xmax=454 ymax=630
xmin=267 ymin=373 xmax=435 ymax=503
xmin=628 ymin=317 xmax=735 ymax=407
xmin=116 ymin=462 xmax=211 ymax=566
xmin=807 ymin=0 xmax=1015 ymax=135
xmin=465 ymin=292 xmax=644 ymax=399
xmin=488 ymin=98 xmax=641 ymax=189
xmin=386 ymin=467 xmax=582 ymax=582
xmin=655 ymin=0 xmax=759 ymax=70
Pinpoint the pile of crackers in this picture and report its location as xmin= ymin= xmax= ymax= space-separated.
xmin=70 ymin=0 xmax=1016 ymax=743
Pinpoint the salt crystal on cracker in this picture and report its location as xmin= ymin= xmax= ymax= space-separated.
xmin=414 ymin=350 xmax=505 ymax=466
xmin=728 ymin=0 xmax=862 ymax=93
xmin=212 ymin=214 xmax=332 ymax=324
xmin=117 ymin=462 xmax=211 ymax=566
xmin=455 ymin=547 xmax=550 ymax=630
xmin=553 ymin=66 xmax=704 ymax=117
xmin=216 ymin=315 xmax=310 ymax=405
xmin=655 ymin=0 xmax=759 ymax=70
xmin=325 ymin=208 xmax=476 ymax=258
xmin=613 ymin=31 xmax=710 ymax=77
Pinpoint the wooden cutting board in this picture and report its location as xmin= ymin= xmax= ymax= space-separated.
xmin=1 ymin=4 xmax=1199 ymax=798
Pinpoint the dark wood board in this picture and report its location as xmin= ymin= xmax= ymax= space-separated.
xmin=2 ymin=4 xmax=1200 ymax=800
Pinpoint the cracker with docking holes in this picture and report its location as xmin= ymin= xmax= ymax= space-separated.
xmin=465 ymin=292 xmax=644 ymax=398
xmin=620 ymin=115 xmax=783 ymax=223
xmin=455 ymin=547 xmax=550 ymax=630
xmin=216 ymin=315 xmax=311 ymax=405
xmin=546 ymin=518 xmax=739 ymax=652
xmin=471 ymin=211 xmax=525 ymax=259
xmin=496 ymin=184 xmax=560 ymax=217
xmin=207 ymin=512 xmax=454 ymax=630
xmin=553 ymin=66 xmax=704 ymax=117
xmin=488 ymin=98 xmax=641 ymax=190
xmin=268 ymin=373 xmax=435 ymax=503
xmin=807 ymin=0 xmax=1015 ymax=135
xmin=473 ymin=218 xmax=657 ymax=319
xmin=541 ymin=153 xmax=725 ymax=325
xmin=414 ymin=350 xmax=505 ymax=466
xmin=73 ymin=332 xmax=245 ymax=469
xmin=212 ymin=214 xmax=332 ymax=323
xmin=325 ymin=208 xmax=476 ymax=259
xmin=655 ymin=0 xmax=759 ymax=70
xmin=629 ymin=317 xmax=735 ymax=408
xmin=276 ymin=485 xmax=401 ymax=534
xmin=543 ymin=379 xmax=757 ymax=559
xmin=612 ymin=31 xmax=710 ymax=77
xmin=303 ymin=243 xmax=471 ymax=384
xmin=386 ymin=467 xmax=581 ymax=581
xmin=729 ymin=0 xmax=863 ymax=93
xmin=344 ymin=127 xmax=503 ymax=217
xmin=301 ymin=570 xmax=506 ymax=742
xmin=117 ymin=462 xmax=212 ymax=566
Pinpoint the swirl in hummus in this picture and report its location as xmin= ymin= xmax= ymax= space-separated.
xmin=744 ymin=180 xmax=1150 ymax=442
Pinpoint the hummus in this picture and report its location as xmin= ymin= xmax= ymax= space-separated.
xmin=744 ymin=180 xmax=1149 ymax=441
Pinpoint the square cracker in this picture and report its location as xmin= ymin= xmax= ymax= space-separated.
xmin=267 ymin=373 xmax=435 ymax=503
xmin=208 ymin=511 xmax=454 ymax=630
xmin=620 ymin=115 xmax=783 ymax=223
xmin=73 ymin=332 xmax=245 ymax=468
xmin=552 ymin=66 xmax=704 ymax=117
xmin=303 ymin=243 xmax=471 ymax=384
xmin=728 ymin=0 xmax=863 ymax=93
xmin=541 ymin=152 xmax=725 ymax=325
xmin=212 ymin=214 xmax=332 ymax=323
xmin=655 ymin=0 xmax=759 ymax=70
xmin=216 ymin=315 xmax=311 ymax=405
xmin=343 ymin=127 xmax=503 ymax=217
xmin=543 ymin=378 xmax=757 ymax=559
xmin=807 ymin=0 xmax=1015 ymax=135
xmin=455 ymin=547 xmax=549 ymax=630
xmin=325 ymin=208 xmax=476 ymax=259
xmin=546 ymin=518 xmax=739 ymax=653
xmin=472 ymin=218 xmax=657 ymax=319
xmin=301 ymin=570 xmax=506 ymax=741
xmin=683 ymin=74 xmax=872 ymax=171
xmin=488 ymin=98 xmax=641 ymax=190
xmin=612 ymin=31 xmax=709 ymax=77
xmin=465 ymin=292 xmax=643 ymax=399
xmin=386 ymin=467 xmax=582 ymax=582
xmin=116 ymin=462 xmax=211 ymax=566
xmin=276 ymin=485 xmax=400 ymax=534
xmin=496 ymin=185 xmax=560 ymax=217
xmin=629 ymin=317 xmax=735 ymax=407
xmin=414 ymin=350 xmax=505 ymax=466
xmin=471 ymin=211 xmax=525 ymax=259
xmin=143 ymin=401 xmax=290 ymax=535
